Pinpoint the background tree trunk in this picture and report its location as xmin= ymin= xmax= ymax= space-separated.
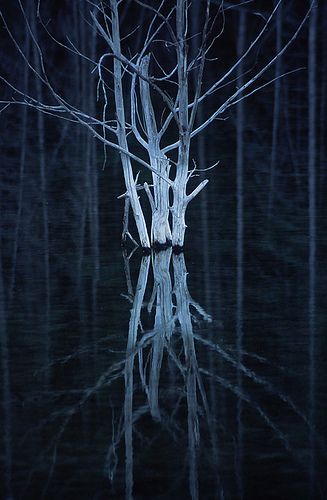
xmin=268 ymin=0 xmax=283 ymax=217
xmin=31 ymin=11 xmax=50 ymax=319
xmin=236 ymin=9 xmax=246 ymax=499
xmin=9 ymin=17 xmax=30 ymax=307
xmin=308 ymin=1 xmax=317 ymax=496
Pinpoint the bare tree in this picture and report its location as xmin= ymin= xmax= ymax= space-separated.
xmin=0 ymin=0 xmax=314 ymax=249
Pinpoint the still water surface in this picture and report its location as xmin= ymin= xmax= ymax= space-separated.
xmin=1 ymin=208 xmax=326 ymax=499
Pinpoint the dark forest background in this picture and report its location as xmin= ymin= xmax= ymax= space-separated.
xmin=0 ymin=1 xmax=326 ymax=499
xmin=1 ymin=1 xmax=326 ymax=277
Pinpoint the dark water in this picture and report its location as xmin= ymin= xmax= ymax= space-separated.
xmin=1 ymin=182 xmax=326 ymax=499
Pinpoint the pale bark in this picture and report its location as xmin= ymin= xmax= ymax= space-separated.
xmin=140 ymin=56 xmax=171 ymax=245
xmin=172 ymin=0 xmax=190 ymax=248
xmin=110 ymin=0 xmax=150 ymax=249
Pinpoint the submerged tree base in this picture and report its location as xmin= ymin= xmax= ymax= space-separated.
xmin=145 ymin=242 xmax=184 ymax=254
xmin=121 ymin=238 xmax=185 ymax=254
xmin=172 ymin=245 xmax=184 ymax=254
xmin=152 ymin=239 xmax=172 ymax=252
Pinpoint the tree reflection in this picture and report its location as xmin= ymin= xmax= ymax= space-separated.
xmin=102 ymin=250 xmax=325 ymax=500
xmin=115 ymin=250 xmax=213 ymax=500
xmin=1 ymin=244 xmax=325 ymax=499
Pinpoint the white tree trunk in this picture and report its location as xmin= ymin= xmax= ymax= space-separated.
xmin=172 ymin=0 xmax=190 ymax=249
xmin=111 ymin=0 xmax=150 ymax=249
xmin=151 ymin=156 xmax=171 ymax=246
xmin=171 ymin=189 xmax=187 ymax=248
xmin=139 ymin=56 xmax=171 ymax=247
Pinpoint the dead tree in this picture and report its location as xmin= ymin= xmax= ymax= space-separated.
xmin=0 ymin=0 xmax=315 ymax=249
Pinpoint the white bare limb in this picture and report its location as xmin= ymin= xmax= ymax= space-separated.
xmin=187 ymin=179 xmax=209 ymax=203
xmin=163 ymin=1 xmax=314 ymax=154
